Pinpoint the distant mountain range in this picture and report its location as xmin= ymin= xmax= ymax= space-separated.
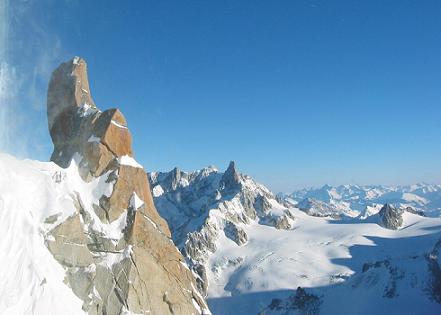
xmin=282 ymin=183 xmax=441 ymax=218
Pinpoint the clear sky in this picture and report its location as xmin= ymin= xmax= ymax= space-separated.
xmin=1 ymin=0 xmax=441 ymax=192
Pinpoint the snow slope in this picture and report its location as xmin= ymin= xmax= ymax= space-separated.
xmin=0 ymin=153 xmax=85 ymax=314
xmin=208 ymin=209 xmax=441 ymax=314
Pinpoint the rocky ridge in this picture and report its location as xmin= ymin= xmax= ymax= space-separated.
xmin=45 ymin=57 xmax=209 ymax=315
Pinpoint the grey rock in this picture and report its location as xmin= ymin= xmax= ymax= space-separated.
xmin=225 ymin=221 xmax=248 ymax=246
xmin=220 ymin=161 xmax=241 ymax=191
xmin=149 ymin=161 xmax=294 ymax=296
xmin=260 ymin=287 xmax=321 ymax=315
xmin=379 ymin=204 xmax=404 ymax=230
xmin=404 ymin=206 xmax=426 ymax=217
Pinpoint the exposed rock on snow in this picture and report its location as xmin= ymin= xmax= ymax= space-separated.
xmin=224 ymin=222 xmax=248 ymax=246
xmin=404 ymin=206 xmax=426 ymax=217
xmin=379 ymin=204 xmax=404 ymax=230
xmin=44 ymin=57 xmax=209 ymax=315
xmin=260 ymin=287 xmax=322 ymax=315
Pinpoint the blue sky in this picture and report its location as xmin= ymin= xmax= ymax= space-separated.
xmin=2 ymin=0 xmax=441 ymax=191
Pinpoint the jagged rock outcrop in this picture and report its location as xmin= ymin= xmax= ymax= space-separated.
xmin=404 ymin=206 xmax=426 ymax=217
xmin=379 ymin=204 xmax=404 ymax=230
xmin=224 ymin=221 xmax=248 ymax=246
xmin=259 ymin=287 xmax=321 ymax=315
xmin=46 ymin=57 xmax=210 ymax=315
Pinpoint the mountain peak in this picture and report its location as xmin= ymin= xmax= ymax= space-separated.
xmin=47 ymin=56 xmax=96 ymax=133
xmin=379 ymin=203 xmax=404 ymax=230
xmin=44 ymin=57 xmax=209 ymax=314
xmin=221 ymin=160 xmax=241 ymax=190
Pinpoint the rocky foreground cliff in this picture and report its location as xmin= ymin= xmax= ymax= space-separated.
xmin=44 ymin=57 xmax=210 ymax=315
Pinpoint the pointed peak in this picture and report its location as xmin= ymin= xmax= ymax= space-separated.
xmin=47 ymin=56 xmax=96 ymax=132
xmin=221 ymin=160 xmax=241 ymax=190
xmin=226 ymin=160 xmax=237 ymax=173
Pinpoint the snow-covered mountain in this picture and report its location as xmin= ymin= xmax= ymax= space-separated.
xmin=285 ymin=183 xmax=441 ymax=218
xmin=149 ymin=161 xmax=295 ymax=294
xmin=150 ymin=165 xmax=441 ymax=314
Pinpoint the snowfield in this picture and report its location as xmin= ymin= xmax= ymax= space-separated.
xmin=208 ymin=209 xmax=441 ymax=314
xmin=0 ymin=154 xmax=84 ymax=314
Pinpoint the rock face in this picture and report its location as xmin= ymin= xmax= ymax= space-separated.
xmin=46 ymin=57 xmax=209 ymax=315
xmin=379 ymin=204 xmax=404 ymax=230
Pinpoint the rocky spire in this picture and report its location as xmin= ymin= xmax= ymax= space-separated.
xmin=47 ymin=56 xmax=95 ymax=133
xmin=220 ymin=161 xmax=242 ymax=190
xmin=46 ymin=57 xmax=209 ymax=315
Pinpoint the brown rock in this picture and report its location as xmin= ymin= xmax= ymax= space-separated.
xmin=46 ymin=57 xmax=209 ymax=314
xmin=93 ymin=109 xmax=133 ymax=157
xmin=47 ymin=57 xmax=95 ymax=133
xmin=84 ymin=141 xmax=114 ymax=177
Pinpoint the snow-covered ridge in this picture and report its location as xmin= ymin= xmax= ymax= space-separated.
xmin=149 ymin=162 xmax=295 ymax=294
